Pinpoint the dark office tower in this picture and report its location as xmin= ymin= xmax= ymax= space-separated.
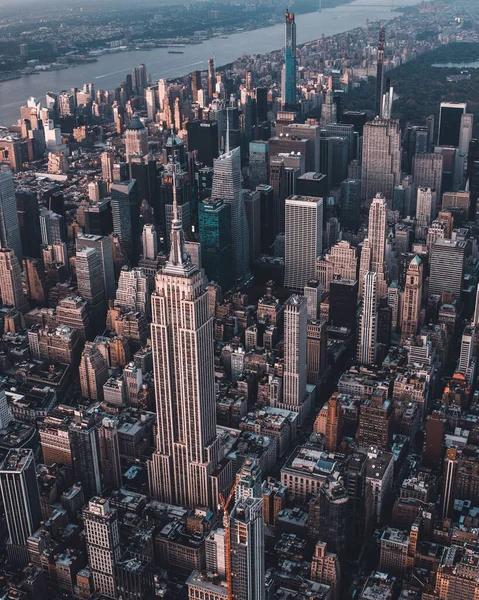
xmin=0 ymin=449 xmax=41 ymax=567
xmin=269 ymin=158 xmax=287 ymax=235
xmin=115 ymin=553 xmax=154 ymax=600
xmin=257 ymin=184 xmax=275 ymax=253
xmin=190 ymin=70 xmax=202 ymax=102
xmin=342 ymin=111 xmax=367 ymax=137
xmin=438 ymin=102 xmax=467 ymax=147
xmin=16 ymin=190 xmax=41 ymax=258
xmin=129 ymin=156 xmax=158 ymax=208
xmin=207 ymin=58 xmax=215 ymax=100
xmin=424 ymin=410 xmax=446 ymax=468
xmin=269 ymin=135 xmax=314 ymax=173
xmin=111 ymin=180 xmax=140 ymax=264
xmin=329 ymin=277 xmax=358 ymax=331
xmin=249 ymin=141 xmax=269 ymax=187
xmin=186 ymin=120 xmax=219 ymax=167
xmin=281 ymin=10 xmax=297 ymax=106
xmin=296 ymin=172 xmax=328 ymax=199
xmin=98 ymin=416 xmax=122 ymax=490
xmin=85 ymin=198 xmax=113 ymax=236
xmin=340 ymin=179 xmax=361 ymax=232
xmin=45 ymin=190 xmax=65 ymax=216
xmin=69 ymin=412 xmax=102 ymax=500
xmin=406 ymin=126 xmax=430 ymax=173
xmin=196 ymin=166 xmax=214 ymax=201
xmin=244 ymin=189 xmax=261 ymax=265
xmin=198 ymin=198 xmax=233 ymax=291
xmin=345 ymin=453 xmax=369 ymax=557
xmin=375 ymin=27 xmax=385 ymax=117
xmin=256 ymin=87 xmax=268 ymax=123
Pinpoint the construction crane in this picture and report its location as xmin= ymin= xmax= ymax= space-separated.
xmin=219 ymin=470 xmax=243 ymax=600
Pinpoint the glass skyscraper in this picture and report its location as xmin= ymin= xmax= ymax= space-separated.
xmin=198 ymin=198 xmax=233 ymax=291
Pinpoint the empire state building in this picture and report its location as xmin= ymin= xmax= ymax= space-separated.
xmin=148 ymin=162 xmax=219 ymax=508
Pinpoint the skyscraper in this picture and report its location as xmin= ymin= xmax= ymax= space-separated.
xmin=141 ymin=223 xmax=157 ymax=260
xmin=69 ymin=411 xmax=102 ymax=499
xmin=212 ymin=146 xmax=250 ymax=282
xmin=76 ymin=234 xmax=116 ymax=301
xmin=361 ymin=119 xmax=401 ymax=204
xmin=111 ymin=180 xmax=139 ymax=264
xmin=0 ymin=248 xmax=27 ymax=311
xmin=281 ymin=295 xmax=308 ymax=411
xmin=16 ymin=190 xmax=41 ymax=259
xmin=79 ymin=342 xmax=109 ymax=400
xmin=207 ymin=58 xmax=215 ymax=100
xmin=366 ymin=193 xmax=389 ymax=297
xmin=98 ymin=417 xmax=122 ymax=490
xmin=438 ymin=102 xmax=467 ymax=147
xmin=284 ymin=195 xmax=323 ymax=291
xmin=125 ymin=116 xmax=148 ymax=162
xmin=400 ymin=256 xmax=423 ymax=342
xmin=429 ymin=239 xmax=466 ymax=299
xmin=84 ymin=497 xmax=121 ymax=598
xmin=281 ymin=11 xmax=297 ymax=106
xmin=198 ymin=198 xmax=233 ymax=291
xmin=115 ymin=266 xmax=150 ymax=316
xmin=148 ymin=167 xmax=219 ymax=508
xmin=76 ymin=247 xmax=106 ymax=328
xmin=357 ymin=271 xmax=378 ymax=365
xmin=0 ymin=167 xmax=22 ymax=263
xmin=0 ymin=449 xmax=41 ymax=567
xmin=416 ymin=187 xmax=437 ymax=229
xmin=375 ymin=27 xmax=385 ymax=118
xmin=412 ymin=153 xmax=443 ymax=203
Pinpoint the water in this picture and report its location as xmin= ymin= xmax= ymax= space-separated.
xmin=0 ymin=0 xmax=422 ymax=127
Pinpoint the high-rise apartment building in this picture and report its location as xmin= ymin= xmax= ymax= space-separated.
xmin=400 ymin=256 xmax=423 ymax=342
xmin=230 ymin=497 xmax=265 ymax=600
xmin=0 ymin=248 xmax=27 ymax=312
xmin=212 ymin=146 xmax=249 ymax=282
xmin=366 ymin=193 xmax=389 ymax=297
xmin=0 ymin=167 xmax=23 ymax=263
xmin=281 ymin=11 xmax=297 ymax=106
xmin=0 ymin=449 xmax=41 ymax=567
xmin=416 ymin=187 xmax=437 ymax=230
xmin=361 ymin=119 xmax=401 ymax=204
xmin=375 ymin=27 xmax=385 ymax=117
xmin=148 ymin=169 xmax=219 ymax=509
xmin=284 ymin=195 xmax=323 ymax=291
xmin=84 ymin=497 xmax=121 ymax=598
xmin=357 ymin=271 xmax=378 ymax=365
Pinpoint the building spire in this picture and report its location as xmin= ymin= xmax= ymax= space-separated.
xmin=167 ymin=158 xmax=189 ymax=269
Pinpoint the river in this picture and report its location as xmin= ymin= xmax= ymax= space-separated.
xmin=0 ymin=0 xmax=423 ymax=127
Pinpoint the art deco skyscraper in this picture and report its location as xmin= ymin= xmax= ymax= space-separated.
xmin=357 ymin=271 xmax=378 ymax=365
xmin=212 ymin=145 xmax=250 ymax=283
xmin=412 ymin=153 xmax=443 ymax=203
xmin=148 ymin=165 xmax=219 ymax=508
xmin=361 ymin=119 xmax=401 ymax=205
xmin=367 ymin=193 xmax=389 ymax=296
xmin=0 ymin=248 xmax=27 ymax=312
xmin=281 ymin=10 xmax=297 ymax=105
xmin=0 ymin=449 xmax=41 ymax=567
xmin=400 ymin=256 xmax=423 ymax=343
xmin=0 ymin=167 xmax=23 ymax=263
